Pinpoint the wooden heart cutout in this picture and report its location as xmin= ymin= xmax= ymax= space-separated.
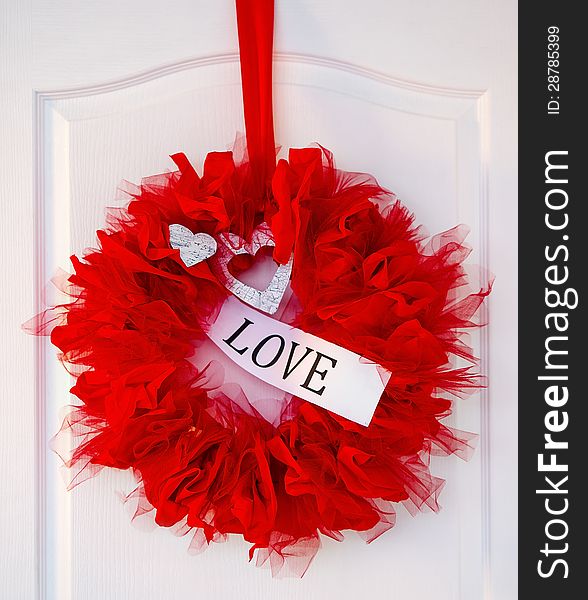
xmin=169 ymin=224 xmax=217 ymax=267
xmin=210 ymin=223 xmax=293 ymax=315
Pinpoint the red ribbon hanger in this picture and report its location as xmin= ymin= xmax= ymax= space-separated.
xmin=236 ymin=0 xmax=277 ymax=195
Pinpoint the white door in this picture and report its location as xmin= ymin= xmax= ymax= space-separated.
xmin=1 ymin=1 xmax=517 ymax=599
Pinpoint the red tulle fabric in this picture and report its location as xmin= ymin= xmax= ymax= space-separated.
xmin=36 ymin=145 xmax=489 ymax=575
xmin=29 ymin=0 xmax=491 ymax=577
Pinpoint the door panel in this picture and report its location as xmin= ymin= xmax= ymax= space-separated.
xmin=38 ymin=53 xmax=487 ymax=600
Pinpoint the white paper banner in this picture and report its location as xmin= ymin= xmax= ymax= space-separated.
xmin=207 ymin=297 xmax=391 ymax=426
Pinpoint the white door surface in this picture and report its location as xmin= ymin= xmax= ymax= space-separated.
xmin=1 ymin=1 xmax=517 ymax=599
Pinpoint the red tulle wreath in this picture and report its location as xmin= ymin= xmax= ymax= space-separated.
xmin=31 ymin=0 xmax=490 ymax=577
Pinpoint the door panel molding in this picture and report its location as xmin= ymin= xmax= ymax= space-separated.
xmin=34 ymin=52 xmax=491 ymax=600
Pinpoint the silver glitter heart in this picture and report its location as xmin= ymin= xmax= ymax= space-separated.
xmin=169 ymin=224 xmax=217 ymax=267
xmin=210 ymin=223 xmax=293 ymax=315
